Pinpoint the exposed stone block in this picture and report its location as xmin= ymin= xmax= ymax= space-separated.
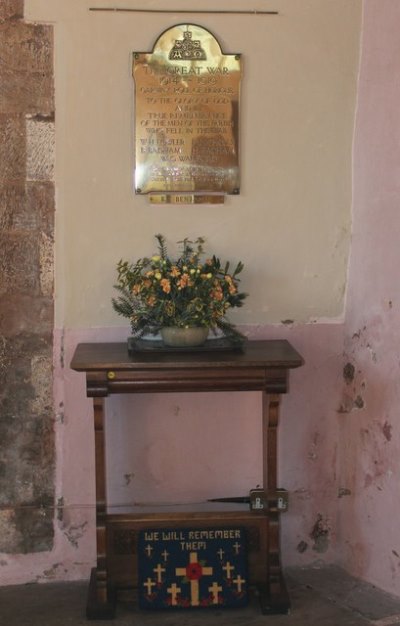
xmin=0 ymin=21 xmax=54 ymax=114
xmin=0 ymin=344 xmax=35 ymax=413
xmin=0 ymin=334 xmax=53 ymax=415
xmin=0 ymin=67 xmax=54 ymax=116
xmin=0 ymin=232 xmax=40 ymax=295
xmin=31 ymin=354 xmax=53 ymax=414
xmin=39 ymin=231 xmax=54 ymax=297
xmin=0 ymin=183 xmax=27 ymax=230
xmin=27 ymin=181 xmax=55 ymax=235
xmin=18 ymin=507 xmax=54 ymax=553
xmin=0 ymin=182 xmax=55 ymax=234
xmin=0 ymin=295 xmax=53 ymax=337
xmin=26 ymin=118 xmax=55 ymax=181
xmin=0 ymin=0 xmax=23 ymax=22
xmin=18 ymin=417 xmax=55 ymax=472
xmin=0 ymin=114 xmax=26 ymax=182
xmin=0 ymin=337 xmax=9 ymax=382
xmin=0 ymin=511 xmax=23 ymax=554
xmin=0 ymin=507 xmax=54 ymax=554
xmin=0 ymin=21 xmax=53 ymax=72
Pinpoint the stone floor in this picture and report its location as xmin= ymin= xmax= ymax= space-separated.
xmin=1 ymin=566 xmax=400 ymax=626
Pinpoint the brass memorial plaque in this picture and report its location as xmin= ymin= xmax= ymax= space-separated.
xmin=133 ymin=24 xmax=241 ymax=203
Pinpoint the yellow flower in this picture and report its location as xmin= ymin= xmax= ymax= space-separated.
xmin=155 ymin=271 xmax=162 ymax=280
xmin=152 ymin=255 xmax=161 ymax=262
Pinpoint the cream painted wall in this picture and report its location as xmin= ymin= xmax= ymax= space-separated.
xmin=26 ymin=0 xmax=361 ymax=328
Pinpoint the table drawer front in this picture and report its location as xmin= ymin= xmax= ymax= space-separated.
xmin=86 ymin=368 xmax=288 ymax=395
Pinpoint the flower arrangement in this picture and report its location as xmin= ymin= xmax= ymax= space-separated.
xmin=112 ymin=234 xmax=247 ymax=341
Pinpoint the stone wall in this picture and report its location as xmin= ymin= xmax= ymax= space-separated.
xmin=0 ymin=0 xmax=55 ymax=553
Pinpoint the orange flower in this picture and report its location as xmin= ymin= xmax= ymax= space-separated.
xmin=225 ymin=275 xmax=237 ymax=294
xmin=132 ymin=283 xmax=142 ymax=295
xmin=160 ymin=278 xmax=171 ymax=293
xmin=178 ymin=273 xmax=190 ymax=288
xmin=170 ymin=265 xmax=180 ymax=277
xmin=147 ymin=295 xmax=156 ymax=306
xmin=210 ymin=287 xmax=223 ymax=301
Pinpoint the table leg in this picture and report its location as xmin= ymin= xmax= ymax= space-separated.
xmin=260 ymin=392 xmax=290 ymax=615
xmin=86 ymin=397 xmax=116 ymax=620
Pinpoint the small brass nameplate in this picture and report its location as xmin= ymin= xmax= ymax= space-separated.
xmin=149 ymin=194 xmax=225 ymax=205
xmin=133 ymin=24 xmax=241 ymax=200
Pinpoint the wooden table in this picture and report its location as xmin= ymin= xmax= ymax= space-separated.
xmin=71 ymin=339 xmax=303 ymax=618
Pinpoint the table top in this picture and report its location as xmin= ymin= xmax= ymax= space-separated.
xmin=70 ymin=339 xmax=304 ymax=372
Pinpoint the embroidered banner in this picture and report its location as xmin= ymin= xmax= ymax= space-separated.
xmin=138 ymin=527 xmax=248 ymax=609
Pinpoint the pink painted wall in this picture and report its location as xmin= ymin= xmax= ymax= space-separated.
xmin=338 ymin=0 xmax=400 ymax=596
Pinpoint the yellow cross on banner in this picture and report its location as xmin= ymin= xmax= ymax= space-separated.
xmin=167 ymin=582 xmax=181 ymax=606
xmin=208 ymin=581 xmax=223 ymax=604
xmin=153 ymin=562 xmax=166 ymax=583
xmin=176 ymin=552 xmax=213 ymax=606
